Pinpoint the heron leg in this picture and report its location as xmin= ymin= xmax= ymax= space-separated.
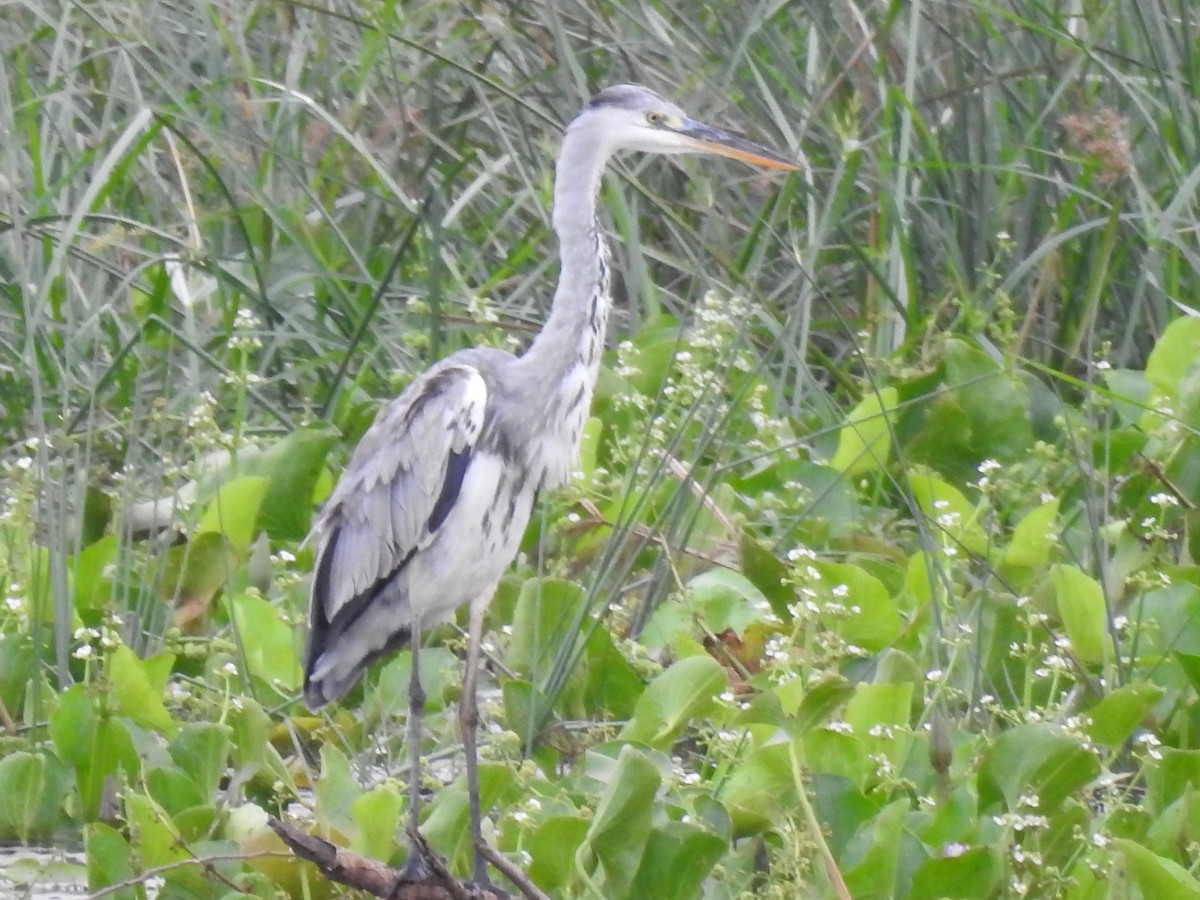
xmin=462 ymin=595 xmax=490 ymax=886
xmin=398 ymin=619 xmax=430 ymax=882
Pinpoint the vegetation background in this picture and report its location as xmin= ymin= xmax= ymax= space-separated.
xmin=3 ymin=0 xmax=1200 ymax=897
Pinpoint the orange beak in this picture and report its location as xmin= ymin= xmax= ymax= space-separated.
xmin=680 ymin=119 xmax=799 ymax=170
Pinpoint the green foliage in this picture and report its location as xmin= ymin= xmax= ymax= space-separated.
xmin=5 ymin=0 xmax=1200 ymax=897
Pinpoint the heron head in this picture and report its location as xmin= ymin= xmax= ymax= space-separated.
xmin=571 ymin=83 xmax=798 ymax=171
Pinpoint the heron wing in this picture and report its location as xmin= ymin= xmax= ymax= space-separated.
xmin=306 ymin=362 xmax=488 ymax=666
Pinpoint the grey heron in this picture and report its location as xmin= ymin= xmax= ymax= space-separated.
xmin=303 ymin=83 xmax=796 ymax=889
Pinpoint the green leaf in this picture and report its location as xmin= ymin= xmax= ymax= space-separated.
xmin=197 ymin=474 xmax=269 ymax=554
xmin=1049 ymin=564 xmax=1112 ymax=665
xmin=1085 ymin=683 xmax=1164 ymax=749
xmin=619 ymin=655 xmax=725 ymax=749
xmin=529 ymin=815 xmax=590 ymax=890
xmin=842 ymin=799 xmax=909 ymax=898
xmin=844 ymin=682 xmax=913 ymax=771
xmin=685 ymin=568 xmax=773 ymax=633
xmin=829 ymin=387 xmax=899 ymax=476
xmin=577 ymin=416 xmax=603 ymax=482
xmin=908 ymin=846 xmax=1002 ymax=899
xmin=73 ymin=535 xmax=117 ymax=613
xmin=50 ymin=684 xmax=133 ymax=823
xmin=1113 ymin=838 xmax=1200 ymax=897
xmin=249 ymin=426 xmax=341 ymax=540
xmin=313 ymin=743 xmax=360 ymax=837
xmin=507 ymin=577 xmax=587 ymax=679
xmin=168 ymin=722 xmax=232 ymax=802
xmin=584 ymin=626 xmax=644 ymax=720
xmin=108 ymin=643 xmax=176 ymax=735
xmin=86 ymin=823 xmax=138 ymax=900
xmin=626 ymin=821 xmax=727 ymax=900
xmin=421 ymin=763 xmax=515 ymax=873
xmin=49 ymin=683 xmax=97 ymax=768
xmin=352 ymin=784 xmax=403 ymax=860
xmin=0 ymin=751 xmax=69 ymax=842
xmin=908 ymin=469 xmax=989 ymax=554
xmin=164 ymin=531 xmax=239 ymax=618
xmin=229 ymin=697 xmax=292 ymax=789
xmin=1144 ymin=316 xmax=1200 ymax=395
xmin=230 ymin=591 xmax=301 ymax=692
xmin=1004 ymin=498 xmax=1060 ymax=569
xmin=739 ymin=535 xmax=796 ymax=622
xmin=580 ymin=745 xmax=660 ymax=898
xmin=942 ymin=339 xmax=1033 ymax=461
xmin=719 ymin=739 xmax=798 ymax=835
xmin=813 ymin=561 xmax=903 ymax=650
xmin=979 ymin=723 xmax=1100 ymax=812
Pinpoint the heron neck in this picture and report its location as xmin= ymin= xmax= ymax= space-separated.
xmin=518 ymin=130 xmax=612 ymax=383
xmin=509 ymin=127 xmax=613 ymax=487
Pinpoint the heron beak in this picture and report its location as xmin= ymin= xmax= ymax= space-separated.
xmin=679 ymin=119 xmax=799 ymax=170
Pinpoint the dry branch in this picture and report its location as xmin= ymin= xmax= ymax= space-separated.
xmin=267 ymin=817 xmax=507 ymax=900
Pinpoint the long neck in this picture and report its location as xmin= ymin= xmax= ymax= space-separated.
xmin=512 ymin=126 xmax=614 ymax=487
xmin=519 ymin=131 xmax=612 ymax=380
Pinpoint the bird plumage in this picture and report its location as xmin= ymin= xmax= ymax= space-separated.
xmin=301 ymin=82 xmax=796 ymax=886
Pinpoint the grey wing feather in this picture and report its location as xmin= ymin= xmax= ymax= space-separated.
xmin=304 ymin=361 xmax=488 ymax=704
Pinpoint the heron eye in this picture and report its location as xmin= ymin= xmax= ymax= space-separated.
xmin=646 ymin=111 xmax=664 ymax=125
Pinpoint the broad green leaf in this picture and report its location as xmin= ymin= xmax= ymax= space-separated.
xmin=0 ymin=751 xmax=69 ymax=842
xmin=979 ymin=722 xmax=1099 ymax=811
xmin=943 ymin=339 xmax=1033 ymax=460
xmin=842 ymin=799 xmax=909 ymax=898
xmin=197 ymin=474 xmax=269 ymax=554
xmin=1050 ymin=564 xmax=1112 ymax=665
xmin=1141 ymin=582 xmax=1200 ymax=656
xmin=352 ymin=784 xmax=402 ymax=860
xmin=908 ymin=470 xmax=989 ymax=555
xmin=1144 ymin=316 xmax=1200 ymax=395
xmin=506 ymin=577 xmax=590 ymax=719
xmin=584 ymin=626 xmax=644 ymax=720
xmin=685 ymin=568 xmax=773 ymax=634
xmin=49 ymin=684 xmax=96 ymax=768
xmin=421 ymin=763 xmax=515 ymax=873
xmin=168 ymin=722 xmax=232 ymax=802
xmin=230 ymin=591 xmax=301 ymax=692
xmin=619 ymin=654 xmax=725 ymax=749
xmin=909 ymin=847 xmax=1002 ymax=899
xmin=577 ymin=416 xmax=603 ymax=482
xmin=829 ymin=387 xmax=899 ymax=476
xmin=145 ymin=766 xmax=203 ymax=816
xmin=1004 ymin=498 xmax=1060 ymax=569
xmin=108 ymin=643 xmax=176 ymax=735
xmin=845 ymin=682 xmax=913 ymax=770
xmin=580 ymin=745 xmax=660 ymax=898
xmin=164 ymin=531 xmax=239 ymax=622
xmin=784 ymin=673 xmax=854 ymax=728
xmin=124 ymin=793 xmax=195 ymax=894
xmin=50 ymin=684 xmax=133 ymax=823
xmin=86 ymin=823 xmax=138 ymax=900
xmin=230 ymin=697 xmax=293 ymax=790
xmin=73 ymin=535 xmax=117 ymax=613
xmin=739 ymin=535 xmax=796 ymax=622
xmin=529 ymin=815 xmax=590 ymax=890
xmin=720 ymin=739 xmax=798 ymax=835
xmin=1085 ymin=684 xmax=1164 ymax=749
xmin=313 ymin=744 xmax=360 ymax=838
xmin=813 ymin=561 xmax=903 ymax=650
xmin=1113 ymin=838 xmax=1200 ymax=897
xmin=250 ymin=426 xmax=341 ymax=540
xmin=626 ymin=821 xmax=726 ymax=900
xmin=508 ymin=577 xmax=587 ymax=679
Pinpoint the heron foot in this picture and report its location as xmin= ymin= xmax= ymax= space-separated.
xmin=386 ymin=853 xmax=434 ymax=898
xmin=465 ymin=878 xmax=510 ymax=900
